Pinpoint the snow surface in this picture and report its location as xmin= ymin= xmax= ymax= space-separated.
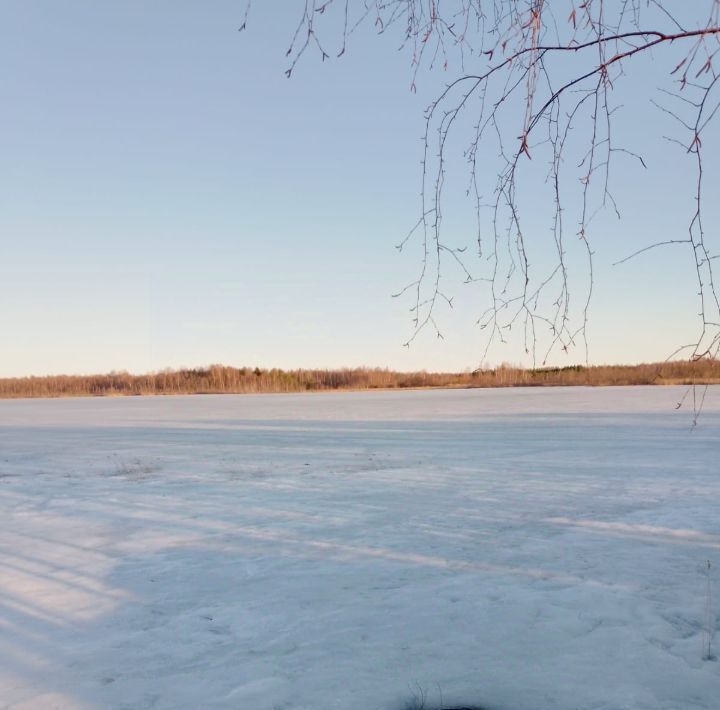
xmin=0 ymin=386 xmax=719 ymax=710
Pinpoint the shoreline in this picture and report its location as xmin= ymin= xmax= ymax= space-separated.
xmin=1 ymin=379 xmax=719 ymax=402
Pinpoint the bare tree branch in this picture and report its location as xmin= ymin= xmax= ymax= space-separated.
xmin=247 ymin=1 xmax=720 ymax=416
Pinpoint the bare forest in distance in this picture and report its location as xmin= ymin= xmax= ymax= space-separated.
xmin=1 ymin=361 xmax=719 ymax=399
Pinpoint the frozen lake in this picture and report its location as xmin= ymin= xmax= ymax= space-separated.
xmin=1 ymin=387 xmax=719 ymax=710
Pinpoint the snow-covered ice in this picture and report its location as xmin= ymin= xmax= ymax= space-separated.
xmin=0 ymin=386 xmax=719 ymax=710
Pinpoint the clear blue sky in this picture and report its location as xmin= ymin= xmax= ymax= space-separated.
xmin=1 ymin=1 xmax=717 ymax=376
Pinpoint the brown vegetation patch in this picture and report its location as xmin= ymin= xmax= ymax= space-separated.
xmin=1 ymin=361 xmax=719 ymax=399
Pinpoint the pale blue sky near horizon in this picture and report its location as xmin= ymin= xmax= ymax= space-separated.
xmin=1 ymin=1 xmax=718 ymax=377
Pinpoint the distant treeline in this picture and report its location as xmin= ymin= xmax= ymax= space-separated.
xmin=1 ymin=361 xmax=719 ymax=399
